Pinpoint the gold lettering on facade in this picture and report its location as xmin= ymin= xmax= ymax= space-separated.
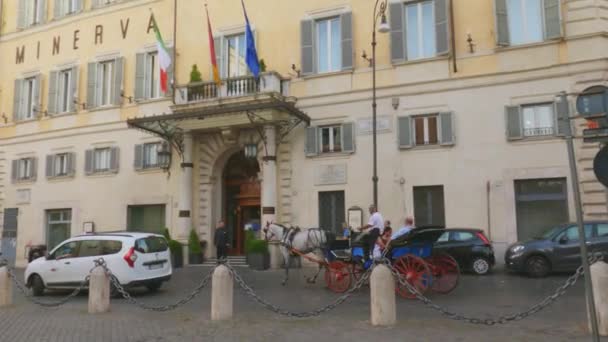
xmin=73 ymin=30 xmax=80 ymax=50
xmin=16 ymin=46 xmax=25 ymax=64
xmin=36 ymin=41 xmax=40 ymax=60
xmin=146 ymin=14 xmax=154 ymax=33
xmin=120 ymin=18 xmax=130 ymax=39
xmin=53 ymin=36 xmax=61 ymax=55
xmin=95 ymin=25 xmax=103 ymax=45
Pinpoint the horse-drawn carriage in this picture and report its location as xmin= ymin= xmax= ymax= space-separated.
xmin=325 ymin=227 xmax=460 ymax=298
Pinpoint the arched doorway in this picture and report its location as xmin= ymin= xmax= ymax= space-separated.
xmin=223 ymin=151 xmax=261 ymax=255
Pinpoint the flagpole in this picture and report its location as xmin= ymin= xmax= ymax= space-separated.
xmin=172 ymin=0 xmax=177 ymax=104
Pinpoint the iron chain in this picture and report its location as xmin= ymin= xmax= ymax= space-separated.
xmin=384 ymin=253 xmax=605 ymax=325
xmin=224 ymin=261 xmax=372 ymax=318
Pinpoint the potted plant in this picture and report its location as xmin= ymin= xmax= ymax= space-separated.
xmin=188 ymin=229 xmax=203 ymax=264
xmin=164 ymin=229 xmax=183 ymax=269
xmin=245 ymin=233 xmax=269 ymax=271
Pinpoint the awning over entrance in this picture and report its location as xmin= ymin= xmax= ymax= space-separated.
xmin=127 ymin=73 xmax=310 ymax=156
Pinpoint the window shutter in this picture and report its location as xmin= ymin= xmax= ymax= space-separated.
xmin=166 ymin=47 xmax=175 ymax=97
xmin=300 ymin=20 xmax=315 ymax=76
xmin=134 ymin=53 xmax=146 ymax=101
xmin=30 ymin=158 xmax=38 ymax=181
xmin=87 ymin=62 xmax=98 ymax=109
xmin=544 ymin=0 xmax=561 ymax=40
xmin=305 ymin=126 xmax=319 ymax=156
xmin=341 ymin=122 xmax=356 ymax=153
xmin=67 ymin=152 xmax=76 ymax=176
xmin=13 ymin=79 xmax=23 ymax=122
xmin=435 ymin=0 xmax=449 ymax=56
xmin=46 ymin=155 xmax=55 ymax=178
xmin=134 ymin=144 xmax=144 ymax=170
xmin=69 ymin=66 xmax=79 ymax=112
xmin=85 ymin=149 xmax=94 ymax=175
xmin=439 ymin=112 xmax=455 ymax=146
xmin=398 ymin=116 xmax=413 ymax=149
xmin=11 ymin=160 xmax=18 ymax=183
xmin=74 ymin=0 xmax=83 ymax=13
xmin=54 ymin=0 xmax=64 ymax=19
xmin=47 ymin=71 xmax=58 ymax=115
xmin=340 ymin=12 xmax=353 ymax=71
xmin=554 ymin=100 xmax=571 ymax=136
xmin=389 ymin=2 xmax=406 ymax=62
xmin=38 ymin=0 xmax=47 ymax=24
xmin=113 ymin=57 xmax=125 ymax=105
xmin=110 ymin=147 xmax=120 ymax=173
xmin=494 ymin=0 xmax=510 ymax=46
xmin=33 ymin=75 xmax=42 ymax=117
xmin=17 ymin=0 xmax=27 ymax=29
xmin=505 ymin=105 xmax=523 ymax=140
xmin=214 ymin=36 xmax=223 ymax=78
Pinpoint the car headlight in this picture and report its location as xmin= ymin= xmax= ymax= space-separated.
xmin=511 ymin=245 xmax=525 ymax=253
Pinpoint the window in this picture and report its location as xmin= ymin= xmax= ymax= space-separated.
xmin=85 ymin=147 xmax=119 ymax=174
xmin=135 ymin=50 xmax=172 ymax=101
xmin=25 ymin=77 xmax=37 ymax=119
xmin=17 ymin=0 xmax=46 ymax=28
xmin=92 ymin=0 xmax=118 ymax=8
xmin=11 ymin=157 xmax=37 ymax=182
xmin=316 ymin=17 xmax=341 ymax=73
xmin=54 ymin=0 xmax=81 ymax=18
xmin=450 ymin=232 xmax=475 ymax=242
xmin=49 ymin=67 xmax=77 ymax=115
xmin=558 ymin=225 xmax=593 ymax=242
xmin=47 ymin=209 xmax=72 ymax=251
xmin=146 ymin=52 xmax=160 ymax=99
xmin=135 ymin=237 xmax=168 ymax=253
xmin=515 ymin=178 xmax=568 ymax=241
xmin=87 ymin=58 xmax=123 ymax=109
xmin=94 ymin=148 xmax=111 ymax=171
xmin=78 ymin=240 xmax=102 ymax=258
xmin=597 ymin=224 xmax=608 ymax=238
xmin=413 ymin=115 xmax=439 ymax=146
xmin=318 ymin=191 xmax=345 ymax=235
xmin=495 ymin=0 xmax=561 ymax=46
xmin=134 ymin=143 xmax=161 ymax=170
xmin=14 ymin=76 xmax=41 ymax=121
xmin=320 ymin=126 xmax=342 ymax=153
xmin=522 ymin=104 xmax=554 ymax=137
xmin=54 ymin=153 xmax=68 ymax=176
xmin=59 ymin=70 xmax=72 ymax=112
xmin=127 ymin=205 xmax=166 ymax=234
xmin=98 ymin=61 xmax=114 ymax=106
xmin=46 ymin=153 xmax=74 ymax=178
xmin=398 ymin=112 xmax=455 ymax=149
xmin=405 ymin=1 xmax=436 ymax=60
xmin=52 ymin=241 xmax=79 ymax=260
xmin=413 ymin=186 xmax=445 ymax=227
xmin=224 ymin=34 xmax=247 ymax=77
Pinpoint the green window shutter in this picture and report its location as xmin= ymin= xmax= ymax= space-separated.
xmin=67 ymin=152 xmax=76 ymax=176
xmin=544 ymin=0 xmax=561 ymax=40
xmin=340 ymin=12 xmax=353 ymax=71
xmin=30 ymin=157 xmax=38 ymax=181
xmin=305 ymin=126 xmax=319 ymax=156
xmin=390 ymin=2 xmax=406 ymax=62
xmin=85 ymin=149 xmax=94 ymax=175
xmin=505 ymin=105 xmax=523 ymax=140
xmin=11 ymin=160 xmax=18 ymax=183
xmin=69 ymin=66 xmax=79 ymax=112
xmin=495 ymin=0 xmax=510 ymax=46
xmin=110 ymin=147 xmax=120 ymax=173
xmin=554 ymin=100 xmax=571 ymax=136
xmin=13 ymin=79 xmax=23 ymax=122
xmin=87 ymin=62 xmax=98 ymax=109
xmin=17 ymin=1 xmax=27 ymax=29
xmin=341 ymin=122 xmax=356 ymax=153
xmin=134 ymin=144 xmax=144 ymax=170
xmin=300 ymin=19 xmax=315 ymax=75
xmin=38 ymin=0 xmax=47 ymax=24
xmin=134 ymin=53 xmax=146 ymax=101
xmin=47 ymin=71 xmax=58 ymax=115
xmin=398 ymin=116 xmax=413 ymax=149
xmin=46 ymin=155 xmax=55 ymax=178
xmin=439 ymin=112 xmax=455 ymax=146
xmin=166 ymin=47 xmax=175 ymax=97
xmin=113 ymin=57 xmax=124 ymax=105
xmin=33 ymin=75 xmax=42 ymax=117
xmin=435 ymin=0 xmax=449 ymax=56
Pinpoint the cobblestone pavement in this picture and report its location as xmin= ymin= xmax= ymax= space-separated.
xmin=0 ymin=265 xmax=606 ymax=342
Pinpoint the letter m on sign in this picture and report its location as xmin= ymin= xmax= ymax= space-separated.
xmin=16 ymin=46 xmax=25 ymax=64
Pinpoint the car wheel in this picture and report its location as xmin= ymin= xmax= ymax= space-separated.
xmin=31 ymin=274 xmax=45 ymax=297
xmin=471 ymin=257 xmax=491 ymax=275
xmin=145 ymin=281 xmax=162 ymax=293
xmin=525 ymin=256 xmax=551 ymax=278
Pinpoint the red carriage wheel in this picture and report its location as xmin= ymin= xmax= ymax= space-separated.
xmin=324 ymin=261 xmax=352 ymax=293
xmin=393 ymin=255 xmax=432 ymax=299
xmin=429 ymin=254 xmax=460 ymax=294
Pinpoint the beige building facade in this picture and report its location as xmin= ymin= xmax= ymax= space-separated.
xmin=0 ymin=0 xmax=607 ymax=267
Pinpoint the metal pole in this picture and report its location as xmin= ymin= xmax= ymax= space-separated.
xmin=372 ymin=28 xmax=378 ymax=210
xmin=561 ymin=93 xmax=600 ymax=341
xmin=171 ymin=0 xmax=177 ymax=105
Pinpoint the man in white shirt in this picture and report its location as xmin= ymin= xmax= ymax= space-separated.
xmin=360 ymin=204 xmax=384 ymax=260
xmin=392 ymin=217 xmax=414 ymax=241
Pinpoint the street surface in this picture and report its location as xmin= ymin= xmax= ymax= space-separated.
xmin=0 ymin=265 xmax=606 ymax=342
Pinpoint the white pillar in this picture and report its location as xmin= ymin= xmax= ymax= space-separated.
xmin=261 ymin=125 xmax=277 ymax=224
xmin=88 ymin=266 xmax=110 ymax=314
xmin=370 ymin=264 xmax=396 ymax=326
xmin=178 ymin=132 xmax=194 ymax=240
xmin=211 ymin=265 xmax=233 ymax=321
xmin=0 ymin=266 xmax=12 ymax=307
xmin=589 ymin=261 xmax=608 ymax=336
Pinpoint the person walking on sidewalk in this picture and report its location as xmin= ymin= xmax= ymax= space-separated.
xmin=214 ymin=220 xmax=229 ymax=261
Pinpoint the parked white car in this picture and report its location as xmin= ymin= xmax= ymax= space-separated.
xmin=25 ymin=232 xmax=172 ymax=296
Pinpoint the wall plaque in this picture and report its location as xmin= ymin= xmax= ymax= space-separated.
xmin=315 ymin=164 xmax=347 ymax=185
xmin=16 ymin=189 xmax=31 ymax=204
xmin=357 ymin=116 xmax=391 ymax=135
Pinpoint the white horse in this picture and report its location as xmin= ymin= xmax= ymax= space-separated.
xmin=263 ymin=223 xmax=332 ymax=286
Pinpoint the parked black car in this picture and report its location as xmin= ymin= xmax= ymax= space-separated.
xmin=505 ymin=221 xmax=608 ymax=277
xmin=433 ymin=228 xmax=495 ymax=275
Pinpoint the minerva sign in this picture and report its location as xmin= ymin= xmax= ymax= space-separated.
xmin=14 ymin=13 xmax=157 ymax=65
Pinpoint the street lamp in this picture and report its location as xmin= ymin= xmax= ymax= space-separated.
xmin=157 ymin=141 xmax=172 ymax=170
xmin=371 ymin=0 xmax=390 ymax=209
xmin=244 ymin=143 xmax=258 ymax=159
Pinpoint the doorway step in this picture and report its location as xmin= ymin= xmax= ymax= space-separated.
xmin=195 ymin=256 xmax=249 ymax=267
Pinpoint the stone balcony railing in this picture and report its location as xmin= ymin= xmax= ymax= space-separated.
xmin=175 ymin=72 xmax=289 ymax=105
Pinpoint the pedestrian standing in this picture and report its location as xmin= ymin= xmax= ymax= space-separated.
xmin=214 ymin=220 xmax=229 ymax=260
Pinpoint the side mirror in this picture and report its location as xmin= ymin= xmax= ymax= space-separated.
xmin=559 ymin=236 xmax=568 ymax=244
xmin=45 ymin=253 xmax=53 ymax=260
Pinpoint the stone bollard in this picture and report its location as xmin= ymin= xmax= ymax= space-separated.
xmin=370 ymin=264 xmax=396 ymax=326
xmin=589 ymin=261 xmax=608 ymax=336
xmin=211 ymin=264 xmax=233 ymax=321
xmin=0 ymin=266 xmax=12 ymax=307
xmin=88 ymin=266 xmax=110 ymax=314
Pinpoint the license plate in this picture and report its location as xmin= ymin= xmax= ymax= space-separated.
xmin=148 ymin=263 xmax=163 ymax=270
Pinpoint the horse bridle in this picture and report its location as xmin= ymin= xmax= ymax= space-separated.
xmin=263 ymin=222 xmax=277 ymax=241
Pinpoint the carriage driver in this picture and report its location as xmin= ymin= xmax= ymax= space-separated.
xmin=360 ymin=204 xmax=384 ymax=261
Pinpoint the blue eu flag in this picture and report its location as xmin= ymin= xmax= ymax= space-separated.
xmin=242 ymin=0 xmax=260 ymax=78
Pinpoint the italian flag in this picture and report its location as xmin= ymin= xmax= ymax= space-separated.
xmin=151 ymin=14 xmax=172 ymax=94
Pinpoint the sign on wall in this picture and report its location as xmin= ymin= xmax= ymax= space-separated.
xmin=16 ymin=189 xmax=31 ymax=204
xmin=347 ymin=206 xmax=363 ymax=230
xmin=357 ymin=116 xmax=391 ymax=135
xmin=315 ymin=164 xmax=347 ymax=185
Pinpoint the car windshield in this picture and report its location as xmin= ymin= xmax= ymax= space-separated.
xmin=537 ymin=226 xmax=564 ymax=240
xmin=135 ymin=236 xmax=168 ymax=253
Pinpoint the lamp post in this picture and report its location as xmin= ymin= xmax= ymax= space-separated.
xmin=371 ymin=0 xmax=390 ymax=209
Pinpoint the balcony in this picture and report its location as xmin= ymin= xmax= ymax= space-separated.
xmin=174 ymin=72 xmax=288 ymax=105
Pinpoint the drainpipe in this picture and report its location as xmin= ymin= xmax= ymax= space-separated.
xmin=449 ymin=0 xmax=457 ymax=73
xmin=486 ymin=181 xmax=492 ymax=241
xmin=171 ymin=0 xmax=177 ymax=105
